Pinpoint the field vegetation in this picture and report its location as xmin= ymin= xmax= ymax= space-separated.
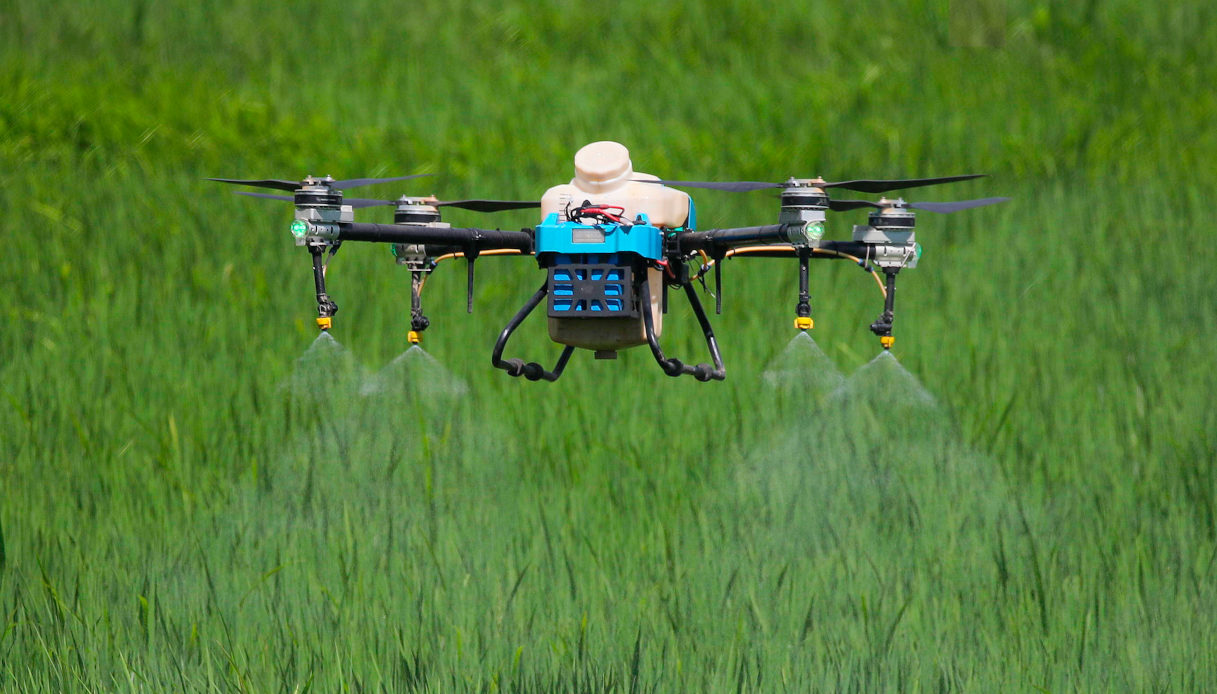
xmin=3 ymin=0 xmax=1216 ymax=690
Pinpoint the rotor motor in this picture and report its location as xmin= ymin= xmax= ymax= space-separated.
xmin=391 ymin=198 xmax=451 ymax=268
xmin=291 ymin=178 xmax=352 ymax=245
xmin=852 ymin=199 xmax=919 ymax=269
xmin=778 ymin=179 xmax=828 ymax=243
xmin=867 ymin=201 xmax=916 ymax=236
xmin=393 ymin=198 xmax=444 ymax=225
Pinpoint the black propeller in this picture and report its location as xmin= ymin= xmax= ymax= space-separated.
xmin=234 ymin=192 xmax=540 ymax=213
xmin=207 ymin=174 xmax=434 ymax=192
xmin=638 ymin=174 xmax=985 ymax=194
xmin=828 ymin=197 xmax=1010 ymax=213
xmin=343 ymin=197 xmax=540 ymax=212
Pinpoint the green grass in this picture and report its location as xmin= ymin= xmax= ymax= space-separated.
xmin=3 ymin=0 xmax=1216 ymax=690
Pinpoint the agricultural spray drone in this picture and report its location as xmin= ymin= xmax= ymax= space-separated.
xmin=213 ymin=141 xmax=1006 ymax=382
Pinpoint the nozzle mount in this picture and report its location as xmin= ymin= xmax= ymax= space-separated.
xmin=794 ymin=249 xmax=813 ymax=332
xmin=869 ymin=267 xmax=898 ymax=347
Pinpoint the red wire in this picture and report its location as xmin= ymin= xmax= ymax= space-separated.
xmin=577 ymin=205 xmax=626 ymax=223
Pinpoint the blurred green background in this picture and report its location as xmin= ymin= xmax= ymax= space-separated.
xmin=3 ymin=1 xmax=1215 ymax=690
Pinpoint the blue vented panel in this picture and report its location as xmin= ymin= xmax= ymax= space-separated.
xmin=548 ymin=263 xmax=636 ymax=318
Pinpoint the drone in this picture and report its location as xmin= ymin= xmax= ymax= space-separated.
xmin=213 ymin=141 xmax=1006 ymax=382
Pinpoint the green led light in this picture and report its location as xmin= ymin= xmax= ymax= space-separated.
xmin=785 ymin=221 xmax=824 ymax=246
xmin=290 ymin=220 xmax=308 ymax=238
xmin=915 ymin=242 xmax=923 ymax=258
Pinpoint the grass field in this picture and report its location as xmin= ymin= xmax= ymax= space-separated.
xmin=3 ymin=1 xmax=1216 ymax=690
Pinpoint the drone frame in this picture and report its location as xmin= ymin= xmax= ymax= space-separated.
xmin=214 ymin=168 xmax=1006 ymax=382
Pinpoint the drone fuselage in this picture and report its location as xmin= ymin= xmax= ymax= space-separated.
xmin=534 ymin=141 xmax=693 ymax=354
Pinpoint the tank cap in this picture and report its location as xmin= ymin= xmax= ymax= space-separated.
xmin=574 ymin=141 xmax=633 ymax=191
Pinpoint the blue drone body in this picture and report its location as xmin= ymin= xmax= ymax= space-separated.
xmin=535 ymin=208 xmax=684 ymax=318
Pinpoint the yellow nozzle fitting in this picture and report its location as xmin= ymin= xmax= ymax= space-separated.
xmin=407 ymin=330 xmax=421 ymax=344
xmin=794 ymin=316 xmax=814 ymax=331
xmin=880 ymin=335 xmax=895 ymax=350
xmin=316 ymin=316 xmax=333 ymax=331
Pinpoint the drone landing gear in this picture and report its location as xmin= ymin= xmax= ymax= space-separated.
xmin=869 ymin=268 xmax=899 ymax=350
xmin=640 ymin=275 xmax=726 ymax=382
xmin=309 ymin=244 xmax=339 ymax=331
xmin=492 ymin=282 xmax=575 ymax=382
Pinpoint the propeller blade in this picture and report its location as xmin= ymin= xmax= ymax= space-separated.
xmin=637 ymin=179 xmax=783 ymax=192
xmin=342 ymin=198 xmax=541 ymax=212
xmin=828 ymin=199 xmax=882 ymax=211
xmin=829 ymin=197 xmax=1010 ymax=213
xmin=822 ymin=174 xmax=985 ymax=194
xmin=210 ymin=173 xmax=433 ymax=192
xmin=330 ymin=174 xmax=434 ymax=190
xmin=909 ymin=197 xmax=1010 ymax=213
xmin=234 ymin=191 xmax=294 ymax=203
xmin=435 ymin=199 xmax=541 ymax=212
xmin=235 ymin=191 xmax=411 ymax=210
xmin=207 ymin=177 xmax=301 ymax=191
xmin=639 ymin=175 xmax=984 ymax=194
xmin=339 ymin=197 xmax=398 ymax=209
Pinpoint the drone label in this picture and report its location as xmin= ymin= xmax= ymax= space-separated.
xmin=572 ymin=228 xmax=606 ymax=244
